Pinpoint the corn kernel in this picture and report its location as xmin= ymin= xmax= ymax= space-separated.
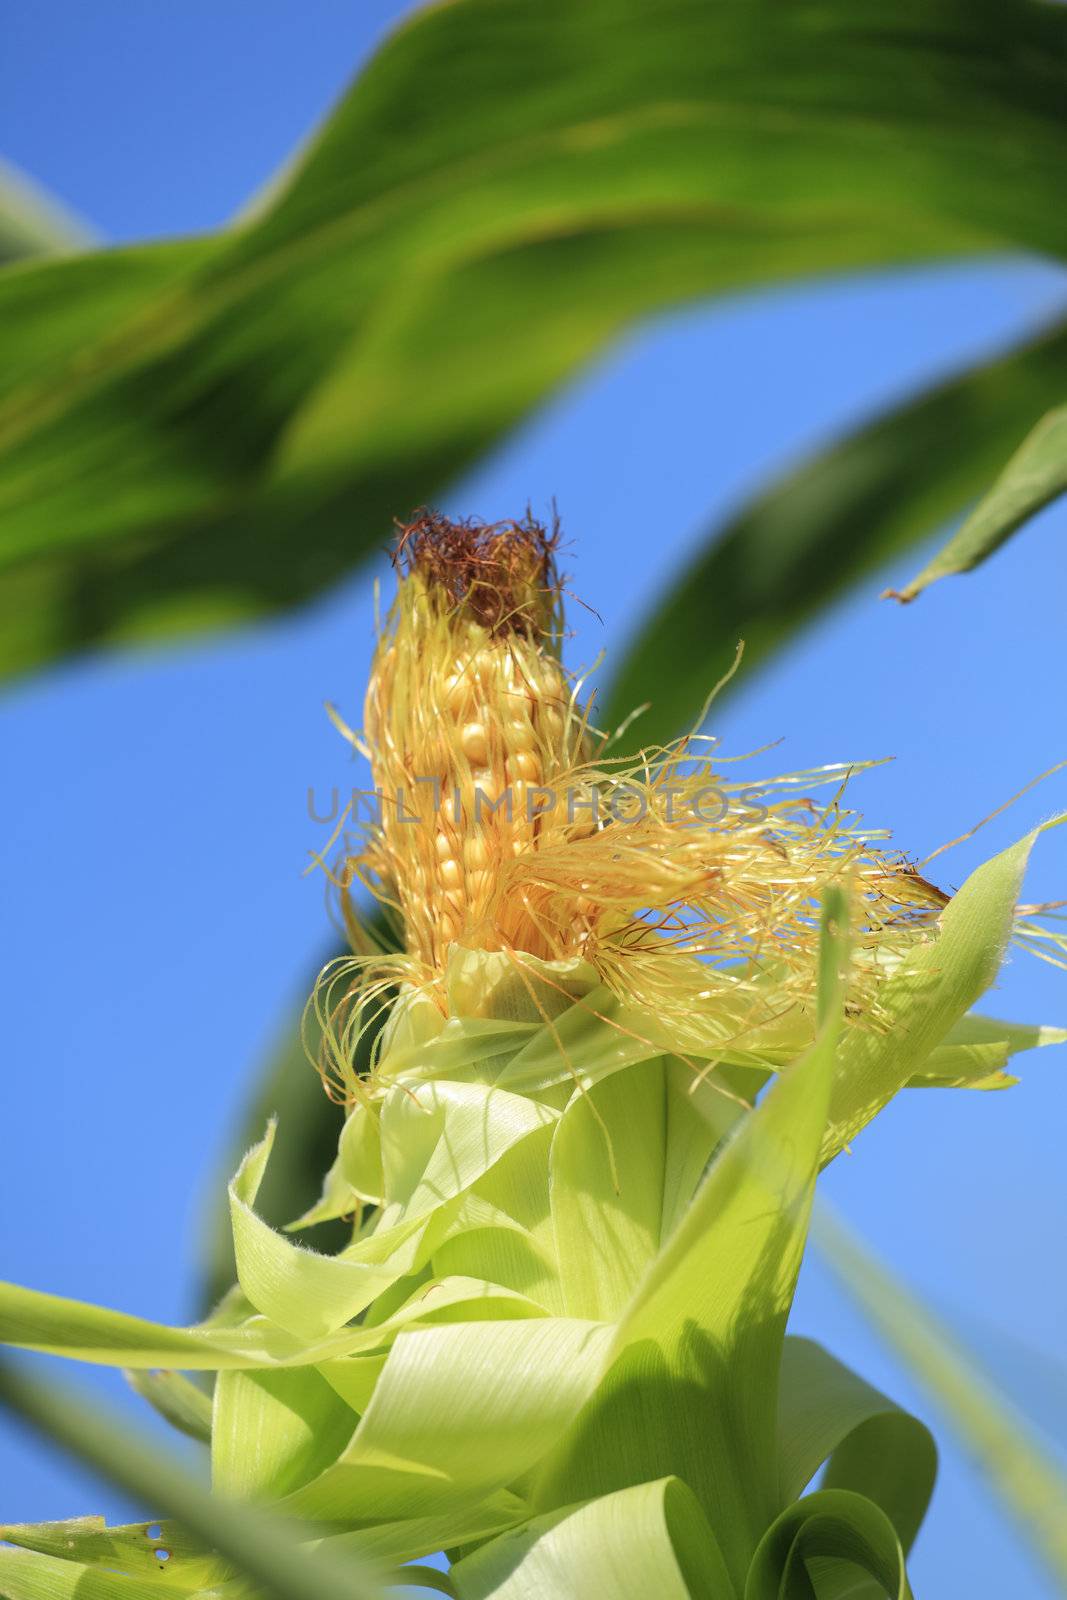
xmin=439 ymin=857 xmax=462 ymax=890
xmin=508 ymin=749 xmax=540 ymax=783
xmin=461 ymin=722 xmax=489 ymax=764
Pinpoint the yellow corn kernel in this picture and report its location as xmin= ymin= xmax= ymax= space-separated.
xmin=461 ymin=722 xmax=489 ymax=764
xmin=439 ymin=857 xmax=463 ymax=891
xmin=508 ymin=749 xmax=540 ymax=784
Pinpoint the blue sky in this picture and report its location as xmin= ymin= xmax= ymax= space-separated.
xmin=2 ymin=5 xmax=1066 ymax=1595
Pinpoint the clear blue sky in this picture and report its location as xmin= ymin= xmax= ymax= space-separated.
xmin=2 ymin=6 xmax=1066 ymax=1596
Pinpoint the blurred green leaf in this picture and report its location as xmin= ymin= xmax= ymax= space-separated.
xmin=0 ymin=157 xmax=95 ymax=263
xmin=3 ymin=0 xmax=1067 ymax=677
xmin=603 ymin=315 xmax=1067 ymax=746
xmin=927 ymin=1312 xmax=1067 ymax=1456
xmin=0 ymin=1356 xmax=384 ymax=1600
xmin=817 ymin=1211 xmax=1067 ymax=1591
xmin=889 ymin=402 xmax=1067 ymax=602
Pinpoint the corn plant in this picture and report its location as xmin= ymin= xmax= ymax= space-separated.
xmin=1 ymin=512 xmax=1063 ymax=1599
xmin=4 ymin=1 xmax=1067 ymax=1593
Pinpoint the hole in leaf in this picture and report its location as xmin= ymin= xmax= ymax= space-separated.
xmin=155 ymin=1549 xmax=170 ymax=1564
xmin=145 ymin=1525 xmax=162 ymax=1541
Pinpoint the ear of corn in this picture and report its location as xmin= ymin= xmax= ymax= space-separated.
xmin=318 ymin=511 xmax=956 ymax=1103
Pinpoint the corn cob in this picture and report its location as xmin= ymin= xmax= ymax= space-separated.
xmin=361 ymin=509 xmax=589 ymax=974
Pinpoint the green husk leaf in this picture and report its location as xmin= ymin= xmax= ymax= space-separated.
xmin=822 ymin=827 xmax=1050 ymax=1161
xmin=374 ymin=1080 xmax=559 ymax=1226
xmin=451 ymin=1477 xmax=736 ymax=1600
xmin=549 ymin=1060 xmax=669 ymax=1321
xmin=228 ymin=1083 xmax=561 ymax=1342
xmin=228 ymin=1122 xmax=415 ymax=1341
xmin=549 ymin=1057 xmax=745 ymax=1321
xmin=427 ymin=1127 xmax=563 ymax=1311
xmin=912 ymin=1013 xmax=1066 ymax=1089
xmin=211 ymin=1366 xmax=357 ymax=1499
xmin=277 ymin=1317 xmax=614 ymax=1525
xmin=534 ymin=894 xmax=848 ymax=1588
xmin=123 ymin=1368 xmax=213 ymax=1444
xmin=745 ymin=1488 xmax=910 ymax=1600
xmin=777 ymin=1337 xmax=936 ymax=1552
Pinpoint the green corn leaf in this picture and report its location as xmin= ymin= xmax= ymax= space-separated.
xmin=889 ymin=403 xmax=1067 ymax=602
xmin=451 ymin=1477 xmax=736 ymax=1600
xmin=3 ymin=0 xmax=1067 ymax=678
xmin=925 ymin=1313 xmax=1067 ymax=1456
xmin=603 ymin=314 xmax=1067 ymax=746
xmin=817 ymin=1212 xmax=1067 ymax=1591
xmin=0 ymin=1548 xmax=194 ymax=1600
xmin=396 ymin=1566 xmax=456 ymax=1598
xmin=0 ymin=1356 xmax=385 ymax=1600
